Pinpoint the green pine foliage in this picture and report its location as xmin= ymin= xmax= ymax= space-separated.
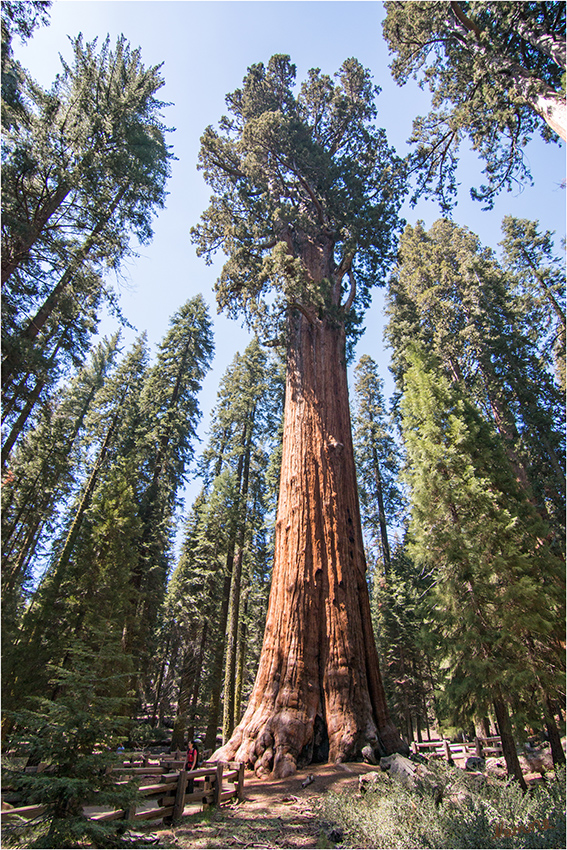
xmin=352 ymin=354 xmax=404 ymax=573
xmin=5 ymin=297 xmax=214 ymax=725
xmin=3 ymin=636 xmax=140 ymax=849
xmin=382 ymin=1 xmax=566 ymax=209
xmin=1 ymin=30 xmax=173 ymax=456
xmin=400 ymin=345 xmax=564 ymax=732
xmin=386 ymin=218 xmax=565 ymax=533
xmin=372 ymin=547 xmax=439 ymax=744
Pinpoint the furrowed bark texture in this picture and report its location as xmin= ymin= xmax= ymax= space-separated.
xmin=213 ymin=309 xmax=407 ymax=777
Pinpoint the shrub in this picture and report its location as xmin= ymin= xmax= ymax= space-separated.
xmin=2 ymin=638 xmax=141 ymax=848
xmin=320 ymin=763 xmax=566 ymax=848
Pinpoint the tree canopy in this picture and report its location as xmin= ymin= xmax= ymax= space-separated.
xmin=383 ymin=1 xmax=566 ymax=209
xmin=192 ymin=54 xmax=407 ymax=344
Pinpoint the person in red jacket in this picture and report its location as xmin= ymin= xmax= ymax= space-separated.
xmin=185 ymin=740 xmax=198 ymax=772
xmin=185 ymin=740 xmax=198 ymax=793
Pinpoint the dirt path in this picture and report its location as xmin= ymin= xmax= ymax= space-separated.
xmin=156 ymin=763 xmax=379 ymax=849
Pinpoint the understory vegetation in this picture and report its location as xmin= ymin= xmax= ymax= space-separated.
xmin=320 ymin=764 xmax=567 ymax=849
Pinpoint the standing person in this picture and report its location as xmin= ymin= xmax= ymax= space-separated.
xmin=185 ymin=740 xmax=198 ymax=793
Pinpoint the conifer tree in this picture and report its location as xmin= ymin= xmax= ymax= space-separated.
xmin=1 ymin=335 xmax=119 ymax=672
xmin=5 ymin=635 xmax=140 ymax=849
xmin=352 ymin=354 xmax=403 ymax=574
xmin=400 ymin=345 xmax=565 ymax=785
xmin=499 ymin=215 xmax=566 ymax=390
xmin=383 ymin=1 xmax=566 ymax=209
xmin=386 ymin=218 xmax=565 ymax=531
xmin=1 ymin=0 xmax=51 ymax=129
xmin=1 ymin=32 xmax=173 ymax=417
xmin=6 ymin=298 xmax=213 ymax=722
xmin=3 ymin=336 xmax=150 ymax=715
xmin=123 ymin=295 xmax=214 ymax=700
xmin=192 ymin=53 xmax=407 ymax=776
xmin=372 ymin=547 xmax=438 ymax=744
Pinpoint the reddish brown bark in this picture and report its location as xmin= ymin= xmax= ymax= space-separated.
xmin=213 ymin=309 xmax=407 ymax=777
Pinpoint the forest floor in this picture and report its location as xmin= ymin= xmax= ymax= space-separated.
xmin=148 ymin=762 xmax=378 ymax=849
xmin=134 ymin=748 xmax=560 ymax=850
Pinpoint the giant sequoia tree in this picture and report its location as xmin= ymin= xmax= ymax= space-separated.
xmin=192 ymin=55 xmax=408 ymax=777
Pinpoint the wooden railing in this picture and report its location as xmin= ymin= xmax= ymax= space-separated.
xmin=411 ymin=736 xmax=503 ymax=761
xmin=2 ymin=760 xmax=244 ymax=826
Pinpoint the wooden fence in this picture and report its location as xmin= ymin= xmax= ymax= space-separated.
xmin=411 ymin=735 xmax=503 ymax=761
xmin=2 ymin=760 xmax=244 ymax=827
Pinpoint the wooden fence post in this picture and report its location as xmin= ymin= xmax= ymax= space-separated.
xmin=202 ymin=774 xmax=212 ymax=811
xmin=213 ymin=763 xmax=223 ymax=807
xmin=123 ymin=804 xmax=136 ymax=822
xmin=474 ymin=737 xmax=483 ymax=758
xmin=443 ymin=740 xmax=452 ymax=762
xmin=236 ymin=763 xmax=244 ymax=801
xmin=172 ymin=770 xmax=188 ymax=822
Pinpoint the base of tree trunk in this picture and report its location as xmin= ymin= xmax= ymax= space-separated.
xmin=213 ymin=710 xmax=405 ymax=778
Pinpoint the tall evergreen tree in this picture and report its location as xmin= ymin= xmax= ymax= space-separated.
xmin=123 ymin=295 xmax=214 ymax=701
xmin=1 ymin=334 xmax=119 ymax=671
xmin=499 ymin=215 xmax=566 ymax=390
xmin=1 ymin=0 xmax=51 ymax=129
xmin=3 ymin=335 xmax=151 ymax=715
xmin=400 ymin=345 xmax=565 ymax=784
xmin=352 ymin=354 xmax=403 ymax=574
xmin=5 ymin=298 xmax=214 ymax=723
xmin=193 ymin=54 xmax=408 ymax=776
xmin=1 ymin=33 xmax=173 ymax=429
xmin=386 ymin=218 xmax=565 ymax=532
xmin=372 ymin=546 xmax=438 ymax=745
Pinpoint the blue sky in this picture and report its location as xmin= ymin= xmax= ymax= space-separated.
xmin=13 ymin=0 xmax=566 ymax=516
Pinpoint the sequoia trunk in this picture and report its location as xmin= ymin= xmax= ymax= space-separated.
xmin=213 ymin=310 xmax=406 ymax=777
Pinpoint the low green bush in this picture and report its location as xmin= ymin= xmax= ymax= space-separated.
xmin=320 ymin=763 xmax=566 ymax=849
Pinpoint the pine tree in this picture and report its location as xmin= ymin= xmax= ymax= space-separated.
xmin=372 ymin=547 xmax=439 ymax=744
xmin=5 ymin=635 xmax=140 ymax=849
xmin=3 ymin=336 xmax=150 ymax=716
xmin=385 ymin=218 xmax=565 ymax=532
xmin=123 ymin=295 xmax=214 ymax=702
xmin=499 ymin=215 xmax=566 ymax=390
xmin=1 ymin=1 xmax=51 ymax=129
xmin=352 ymin=354 xmax=403 ymax=574
xmin=1 ymin=335 xmax=119 ymax=670
xmin=1 ymin=32 xmax=173 ymax=428
xmin=400 ymin=345 xmax=564 ymax=785
xmin=192 ymin=54 xmax=407 ymax=776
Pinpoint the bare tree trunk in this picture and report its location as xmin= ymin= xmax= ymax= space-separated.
xmin=544 ymin=695 xmax=566 ymax=766
xmin=234 ymin=589 xmax=250 ymax=728
xmin=1 ymin=183 xmax=72 ymax=286
xmin=370 ymin=438 xmax=391 ymax=572
xmin=1 ymin=380 xmax=44 ymax=469
xmin=493 ymin=696 xmax=527 ymax=791
xmin=213 ymin=311 xmax=406 ymax=777
xmin=203 ymin=568 xmax=232 ymax=753
xmin=222 ymin=419 xmax=254 ymax=742
xmin=187 ymin=621 xmax=208 ymax=741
